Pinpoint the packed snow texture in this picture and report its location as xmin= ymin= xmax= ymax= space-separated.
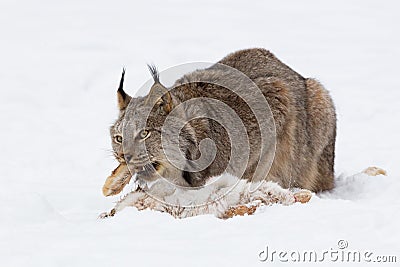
xmin=1 ymin=0 xmax=399 ymax=266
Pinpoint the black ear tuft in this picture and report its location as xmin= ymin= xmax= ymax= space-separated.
xmin=147 ymin=64 xmax=160 ymax=83
xmin=118 ymin=68 xmax=127 ymax=98
xmin=117 ymin=68 xmax=132 ymax=111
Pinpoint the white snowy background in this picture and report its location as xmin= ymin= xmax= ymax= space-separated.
xmin=1 ymin=0 xmax=399 ymax=266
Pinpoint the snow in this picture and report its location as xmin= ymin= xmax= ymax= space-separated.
xmin=1 ymin=0 xmax=399 ymax=266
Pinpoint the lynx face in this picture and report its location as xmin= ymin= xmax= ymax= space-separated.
xmin=118 ymin=96 xmax=166 ymax=180
xmin=105 ymin=100 xmax=161 ymax=197
xmin=106 ymin=67 xmax=195 ymax=196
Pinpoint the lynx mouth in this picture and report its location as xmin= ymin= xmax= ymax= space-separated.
xmin=102 ymin=161 xmax=163 ymax=197
xmin=135 ymin=161 xmax=161 ymax=175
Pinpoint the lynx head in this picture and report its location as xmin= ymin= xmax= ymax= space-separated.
xmin=110 ymin=66 xmax=198 ymax=186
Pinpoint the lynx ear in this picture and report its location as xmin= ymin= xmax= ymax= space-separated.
xmin=117 ymin=68 xmax=132 ymax=111
xmin=145 ymin=64 xmax=173 ymax=114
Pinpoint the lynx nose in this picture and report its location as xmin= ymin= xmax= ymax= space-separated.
xmin=124 ymin=155 xmax=132 ymax=163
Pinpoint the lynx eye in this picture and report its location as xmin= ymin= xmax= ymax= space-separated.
xmin=139 ymin=130 xmax=150 ymax=139
xmin=114 ymin=135 xmax=123 ymax=144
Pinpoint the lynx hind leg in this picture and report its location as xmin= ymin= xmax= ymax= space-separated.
xmin=305 ymin=78 xmax=336 ymax=191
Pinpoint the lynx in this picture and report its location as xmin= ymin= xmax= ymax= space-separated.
xmin=100 ymin=48 xmax=336 ymax=219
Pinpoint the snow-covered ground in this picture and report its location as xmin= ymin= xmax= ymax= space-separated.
xmin=1 ymin=0 xmax=399 ymax=266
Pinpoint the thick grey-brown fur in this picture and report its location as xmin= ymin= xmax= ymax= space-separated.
xmin=112 ymin=48 xmax=336 ymax=192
